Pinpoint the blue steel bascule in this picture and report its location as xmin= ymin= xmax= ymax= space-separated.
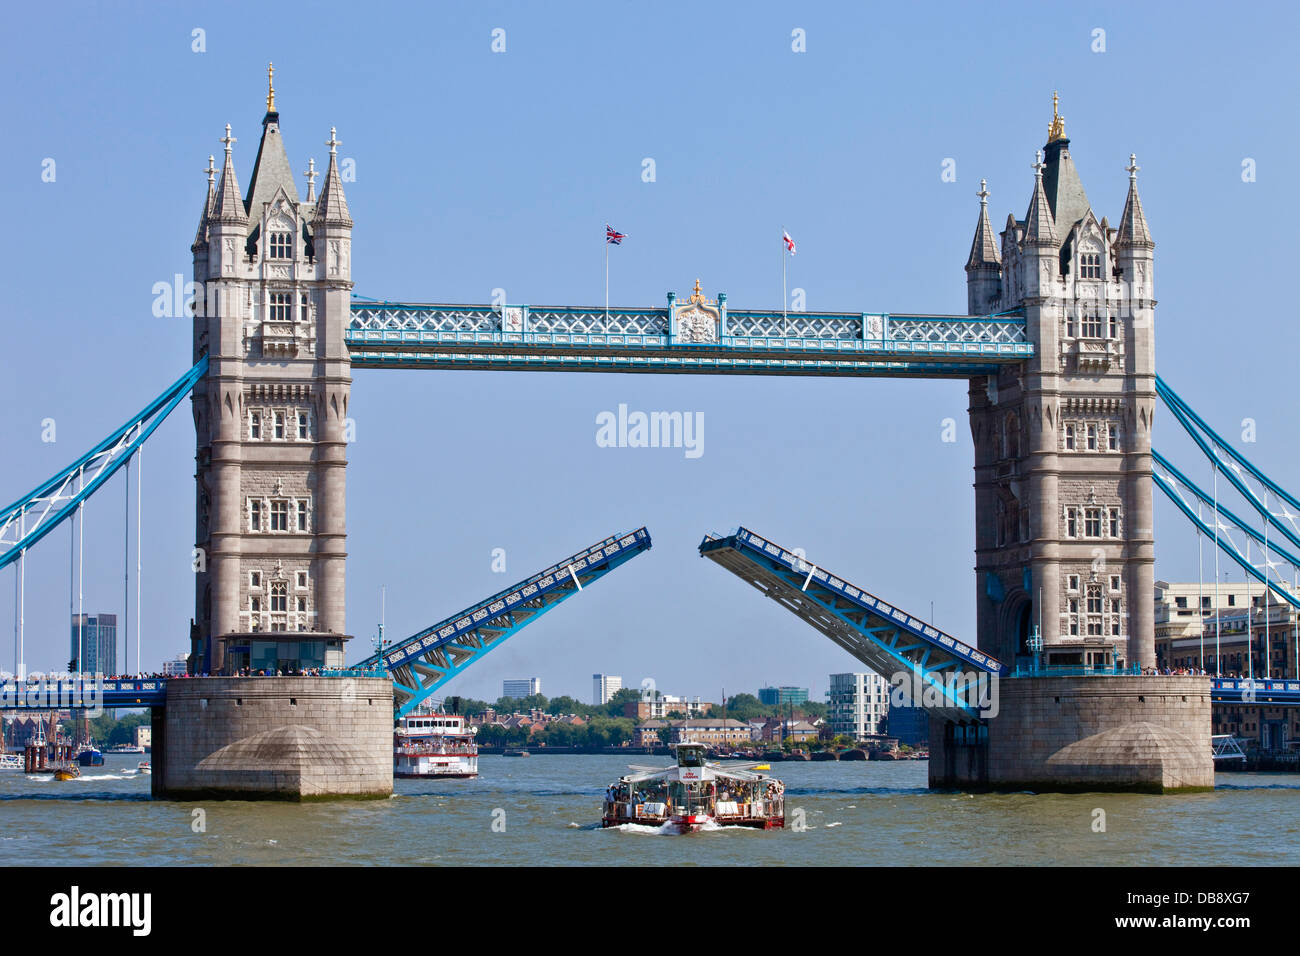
xmin=8 ymin=84 xmax=1300 ymax=796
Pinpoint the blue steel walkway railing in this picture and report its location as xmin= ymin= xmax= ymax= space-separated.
xmin=354 ymin=527 xmax=652 ymax=718
xmin=0 ymin=677 xmax=167 ymax=711
xmin=347 ymin=299 xmax=1031 ymax=378
xmin=699 ymin=526 xmax=1004 ymax=721
xmin=1211 ymin=677 xmax=1300 ymax=706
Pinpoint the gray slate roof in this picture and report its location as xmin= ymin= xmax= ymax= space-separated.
xmin=243 ymin=111 xmax=301 ymax=230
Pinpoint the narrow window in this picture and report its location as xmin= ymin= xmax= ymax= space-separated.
xmin=1085 ymin=508 xmax=1101 ymax=537
xmin=271 ymin=582 xmax=287 ymax=613
xmin=1067 ymin=509 xmax=1078 ymax=537
xmin=250 ymin=500 xmax=262 ymax=532
xmin=1087 ymin=424 xmax=1098 ymax=450
xmin=1065 ymin=424 xmax=1076 ymax=451
xmin=297 ymin=413 xmax=309 ymax=440
xmin=250 ymin=412 xmax=262 ymax=440
xmin=297 ymin=500 xmax=308 ymax=532
xmin=296 ymin=571 xmax=307 ymax=589
xmin=274 ymin=412 xmax=285 ymax=439
xmin=270 ymin=500 xmax=288 ymax=532
xmin=1108 ymin=508 xmax=1120 ymax=537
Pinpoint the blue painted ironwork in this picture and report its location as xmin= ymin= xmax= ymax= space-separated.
xmin=1152 ymin=461 xmax=1300 ymax=612
xmin=355 ymin=528 xmax=652 ymax=718
xmin=347 ymin=299 xmax=1030 ymax=378
xmin=1211 ymin=677 xmax=1300 ymax=707
xmin=1156 ymin=376 xmax=1300 ymax=551
xmin=698 ymin=526 xmax=1004 ymax=721
xmin=0 ymin=358 xmax=209 ymax=573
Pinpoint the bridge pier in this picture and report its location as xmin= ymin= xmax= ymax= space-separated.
xmin=153 ymin=677 xmax=392 ymax=800
xmin=929 ymin=675 xmax=1214 ymax=793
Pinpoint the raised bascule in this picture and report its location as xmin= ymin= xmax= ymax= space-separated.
xmin=8 ymin=76 xmax=1300 ymax=796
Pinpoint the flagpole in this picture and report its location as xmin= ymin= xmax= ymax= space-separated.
xmin=781 ymin=226 xmax=787 ymax=335
xmin=604 ymin=230 xmax=609 ymax=327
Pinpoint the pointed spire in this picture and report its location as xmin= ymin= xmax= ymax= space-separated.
xmin=245 ymin=64 xmax=300 ymax=218
xmin=313 ymin=127 xmax=352 ymax=227
xmin=965 ymin=178 xmax=1001 ymax=270
xmin=303 ymin=157 xmax=317 ymax=203
xmin=1023 ymin=150 xmax=1058 ymax=246
xmin=193 ymin=155 xmax=218 ymax=249
xmin=1115 ymin=153 xmax=1154 ymax=248
xmin=213 ymin=125 xmax=249 ymax=225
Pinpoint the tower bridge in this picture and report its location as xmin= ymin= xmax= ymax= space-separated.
xmin=7 ymin=77 xmax=1298 ymax=795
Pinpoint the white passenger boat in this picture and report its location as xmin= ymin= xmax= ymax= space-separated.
xmin=602 ymin=743 xmax=785 ymax=832
xmin=394 ymin=712 xmax=478 ymax=779
xmin=0 ymin=753 xmax=22 ymax=771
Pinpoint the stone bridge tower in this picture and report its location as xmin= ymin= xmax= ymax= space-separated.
xmin=190 ymin=67 xmax=354 ymax=674
xmin=965 ymin=95 xmax=1156 ymax=670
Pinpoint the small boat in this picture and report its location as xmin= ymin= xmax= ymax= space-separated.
xmin=503 ymin=749 xmax=530 ymax=757
xmin=76 ymin=746 xmax=104 ymax=767
xmin=136 ymin=761 xmax=151 ymax=774
xmin=602 ymin=743 xmax=785 ymax=832
xmin=52 ymin=764 xmax=80 ymax=781
xmin=0 ymin=753 xmax=22 ymax=771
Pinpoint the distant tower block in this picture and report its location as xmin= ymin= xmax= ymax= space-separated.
xmin=965 ymin=93 xmax=1156 ymax=670
xmin=191 ymin=67 xmax=354 ymax=675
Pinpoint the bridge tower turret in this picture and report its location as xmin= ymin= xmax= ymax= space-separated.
xmin=967 ymin=95 xmax=1156 ymax=671
xmin=190 ymin=67 xmax=353 ymax=674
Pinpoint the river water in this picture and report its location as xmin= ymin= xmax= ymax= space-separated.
xmin=1 ymin=754 xmax=1296 ymax=866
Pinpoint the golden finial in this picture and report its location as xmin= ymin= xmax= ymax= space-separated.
xmin=688 ymin=278 xmax=707 ymax=304
xmin=1048 ymin=90 xmax=1066 ymax=143
xmin=266 ymin=62 xmax=276 ymax=113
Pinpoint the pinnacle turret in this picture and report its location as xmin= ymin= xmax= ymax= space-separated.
xmin=966 ymin=179 xmax=1001 ymax=270
xmin=1022 ymin=150 xmax=1058 ymax=246
xmin=192 ymin=155 xmax=217 ymax=250
xmin=1115 ymin=154 xmax=1154 ymax=249
xmin=212 ymin=125 xmax=249 ymax=225
xmin=312 ymin=128 xmax=352 ymax=227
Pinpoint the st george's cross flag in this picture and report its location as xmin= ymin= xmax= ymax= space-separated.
xmin=783 ymin=230 xmax=796 ymax=255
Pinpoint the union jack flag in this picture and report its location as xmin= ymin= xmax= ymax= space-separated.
xmin=605 ymin=224 xmax=627 ymax=245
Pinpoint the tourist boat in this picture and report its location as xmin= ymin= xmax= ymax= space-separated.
xmin=393 ymin=712 xmax=478 ymax=779
xmin=106 ymin=743 xmax=146 ymax=754
xmin=0 ymin=754 xmax=22 ymax=771
xmin=602 ymin=743 xmax=785 ymax=832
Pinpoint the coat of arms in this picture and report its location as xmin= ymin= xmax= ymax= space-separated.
xmin=673 ymin=279 xmax=720 ymax=344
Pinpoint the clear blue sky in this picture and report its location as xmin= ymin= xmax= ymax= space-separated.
xmin=2 ymin=1 xmax=1297 ymax=701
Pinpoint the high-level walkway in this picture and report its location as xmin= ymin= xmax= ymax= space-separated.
xmin=347 ymin=299 xmax=1031 ymax=378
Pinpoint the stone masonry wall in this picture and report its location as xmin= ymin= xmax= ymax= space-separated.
xmin=929 ymin=675 xmax=1213 ymax=793
xmin=155 ymin=677 xmax=392 ymax=800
